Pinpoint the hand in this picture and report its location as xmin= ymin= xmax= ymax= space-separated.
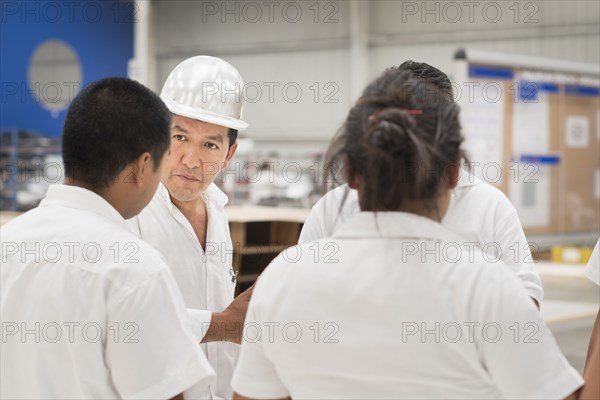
xmin=202 ymin=283 xmax=255 ymax=344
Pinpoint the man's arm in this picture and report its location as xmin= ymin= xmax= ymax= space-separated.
xmin=201 ymin=284 xmax=254 ymax=344
xmin=106 ymin=267 xmax=215 ymax=399
xmin=579 ymin=310 xmax=600 ymax=399
xmin=565 ymin=239 xmax=600 ymax=399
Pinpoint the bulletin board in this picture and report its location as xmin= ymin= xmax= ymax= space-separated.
xmin=454 ymin=49 xmax=600 ymax=242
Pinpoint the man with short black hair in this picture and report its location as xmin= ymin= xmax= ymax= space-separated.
xmin=1 ymin=77 xmax=215 ymax=399
xmin=61 ymin=78 xmax=171 ymax=190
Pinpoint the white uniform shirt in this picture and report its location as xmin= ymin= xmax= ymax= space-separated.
xmin=299 ymin=170 xmax=544 ymax=301
xmin=0 ymin=185 xmax=215 ymax=399
xmin=585 ymin=239 xmax=600 ymax=286
xmin=233 ymin=212 xmax=582 ymax=399
xmin=128 ymin=183 xmax=237 ymax=400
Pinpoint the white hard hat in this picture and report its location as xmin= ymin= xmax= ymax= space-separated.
xmin=160 ymin=55 xmax=248 ymax=130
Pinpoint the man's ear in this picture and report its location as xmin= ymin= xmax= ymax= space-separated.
xmin=128 ymin=152 xmax=152 ymax=187
xmin=223 ymin=142 xmax=238 ymax=169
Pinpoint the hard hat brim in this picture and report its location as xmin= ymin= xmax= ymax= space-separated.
xmin=163 ymin=98 xmax=249 ymax=131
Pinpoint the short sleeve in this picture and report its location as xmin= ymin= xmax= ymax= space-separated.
xmin=105 ymin=268 xmax=215 ymax=399
xmin=584 ymin=239 xmax=599 ymax=286
xmin=231 ymin=285 xmax=289 ymax=399
xmin=187 ymin=308 xmax=213 ymax=342
xmin=299 ymin=185 xmax=359 ymax=244
xmin=494 ymin=206 xmax=544 ymax=302
xmin=473 ymin=265 xmax=583 ymax=399
xmin=298 ymin=201 xmax=329 ymax=244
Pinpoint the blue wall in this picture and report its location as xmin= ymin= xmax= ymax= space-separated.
xmin=1 ymin=0 xmax=134 ymax=137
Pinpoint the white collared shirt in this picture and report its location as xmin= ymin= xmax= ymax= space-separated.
xmin=585 ymin=239 xmax=599 ymax=286
xmin=233 ymin=212 xmax=582 ymax=399
xmin=128 ymin=183 xmax=237 ymax=400
xmin=1 ymin=185 xmax=215 ymax=400
xmin=299 ymin=170 xmax=544 ymax=302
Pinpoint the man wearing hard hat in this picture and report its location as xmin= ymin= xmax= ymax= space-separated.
xmin=128 ymin=56 xmax=250 ymax=400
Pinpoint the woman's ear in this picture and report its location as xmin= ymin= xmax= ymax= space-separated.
xmin=344 ymin=157 xmax=361 ymax=190
xmin=347 ymin=166 xmax=361 ymax=190
xmin=445 ymin=159 xmax=461 ymax=189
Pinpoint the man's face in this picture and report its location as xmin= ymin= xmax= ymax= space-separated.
xmin=162 ymin=114 xmax=237 ymax=203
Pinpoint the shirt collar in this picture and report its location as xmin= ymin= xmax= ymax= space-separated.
xmin=332 ymin=211 xmax=464 ymax=244
xmin=203 ymin=182 xmax=229 ymax=207
xmin=157 ymin=183 xmax=175 ymax=212
xmin=157 ymin=182 xmax=229 ymax=212
xmin=39 ymin=184 xmax=128 ymax=229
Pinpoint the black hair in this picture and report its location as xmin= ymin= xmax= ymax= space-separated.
xmin=62 ymin=77 xmax=171 ymax=189
xmin=325 ymin=67 xmax=464 ymax=212
xmin=228 ymin=128 xmax=238 ymax=148
xmin=398 ymin=60 xmax=454 ymax=102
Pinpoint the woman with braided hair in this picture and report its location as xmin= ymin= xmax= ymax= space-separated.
xmin=231 ymin=69 xmax=583 ymax=399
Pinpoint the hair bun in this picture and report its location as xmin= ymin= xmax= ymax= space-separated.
xmin=366 ymin=108 xmax=417 ymax=153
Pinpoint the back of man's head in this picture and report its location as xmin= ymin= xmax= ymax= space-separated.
xmin=62 ymin=77 xmax=171 ymax=189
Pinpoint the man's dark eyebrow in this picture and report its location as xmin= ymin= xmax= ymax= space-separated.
xmin=207 ymin=135 xmax=224 ymax=143
xmin=172 ymin=125 xmax=188 ymax=133
xmin=172 ymin=126 xmax=224 ymax=143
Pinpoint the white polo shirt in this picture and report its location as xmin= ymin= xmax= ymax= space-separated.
xmin=233 ymin=212 xmax=582 ymax=399
xmin=128 ymin=183 xmax=237 ymax=400
xmin=0 ymin=185 xmax=215 ymax=400
xmin=585 ymin=239 xmax=599 ymax=286
xmin=299 ymin=170 xmax=544 ymax=302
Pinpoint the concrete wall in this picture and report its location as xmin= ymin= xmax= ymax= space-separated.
xmin=152 ymin=0 xmax=600 ymax=151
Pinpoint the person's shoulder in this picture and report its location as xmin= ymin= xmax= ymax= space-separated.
xmin=0 ymin=207 xmax=44 ymax=234
xmin=312 ymin=184 xmax=360 ymax=219
xmin=40 ymin=204 xmax=171 ymax=279
xmin=457 ymin=171 xmax=515 ymax=212
xmin=107 ymin=224 xmax=167 ymax=259
xmin=323 ymin=183 xmax=357 ymax=200
xmin=3 ymin=206 xmax=170 ymax=292
xmin=441 ymin=239 xmax=518 ymax=295
xmin=259 ymin=239 xmax=335 ymax=282
xmin=98 ymin=229 xmax=172 ymax=294
xmin=299 ymin=184 xmax=360 ymax=243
